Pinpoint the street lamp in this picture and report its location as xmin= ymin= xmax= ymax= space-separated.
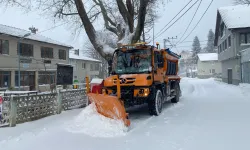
xmin=18 ymin=33 xmax=31 ymax=91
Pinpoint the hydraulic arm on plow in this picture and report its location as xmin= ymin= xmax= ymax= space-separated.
xmin=86 ymin=42 xmax=181 ymax=127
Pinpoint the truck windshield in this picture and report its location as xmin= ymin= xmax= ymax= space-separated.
xmin=112 ymin=49 xmax=152 ymax=74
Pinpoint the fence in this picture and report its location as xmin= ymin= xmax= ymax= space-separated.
xmin=0 ymin=96 xmax=11 ymax=127
xmin=0 ymin=89 xmax=87 ymax=127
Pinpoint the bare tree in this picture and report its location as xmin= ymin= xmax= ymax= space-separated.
xmin=0 ymin=0 xmax=163 ymax=60
xmin=84 ymin=39 xmax=108 ymax=79
xmin=234 ymin=0 xmax=250 ymax=4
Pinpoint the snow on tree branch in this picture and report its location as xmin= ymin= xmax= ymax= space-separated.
xmin=234 ymin=0 xmax=250 ymax=4
xmin=0 ymin=0 xmax=165 ymax=60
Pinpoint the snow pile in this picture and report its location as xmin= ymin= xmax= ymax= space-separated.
xmin=64 ymin=103 xmax=128 ymax=137
xmin=180 ymin=77 xmax=195 ymax=96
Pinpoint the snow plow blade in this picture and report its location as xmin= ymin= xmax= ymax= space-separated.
xmin=87 ymin=93 xmax=131 ymax=127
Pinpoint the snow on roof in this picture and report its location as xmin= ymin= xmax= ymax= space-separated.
xmin=69 ymin=51 xmax=101 ymax=62
xmin=0 ymin=24 xmax=72 ymax=48
xmin=198 ymin=53 xmax=218 ymax=62
xmin=218 ymin=4 xmax=250 ymax=29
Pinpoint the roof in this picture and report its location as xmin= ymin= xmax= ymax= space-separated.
xmin=198 ymin=53 xmax=218 ymax=62
xmin=0 ymin=24 xmax=72 ymax=48
xmin=218 ymin=5 xmax=250 ymax=29
xmin=69 ymin=51 xmax=101 ymax=62
xmin=214 ymin=4 xmax=250 ymax=46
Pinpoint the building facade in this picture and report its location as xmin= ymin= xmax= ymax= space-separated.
xmin=197 ymin=53 xmax=222 ymax=79
xmin=214 ymin=5 xmax=250 ymax=85
xmin=241 ymin=48 xmax=250 ymax=83
xmin=0 ymin=24 xmax=72 ymax=91
xmin=69 ymin=50 xmax=101 ymax=84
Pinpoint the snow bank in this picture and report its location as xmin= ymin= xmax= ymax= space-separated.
xmin=180 ymin=77 xmax=195 ymax=96
xmin=239 ymin=83 xmax=250 ymax=97
xmin=64 ymin=103 xmax=128 ymax=138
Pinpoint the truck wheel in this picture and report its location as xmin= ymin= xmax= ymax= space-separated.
xmin=171 ymin=82 xmax=180 ymax=103
xmin=148 ymin=90 xmax=163 ymax=116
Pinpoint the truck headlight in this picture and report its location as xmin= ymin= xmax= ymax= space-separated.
xmin=144 ymin=88 xmax=149 ymax=96
xmin=102 ymin=88 xmax=106 ymax=94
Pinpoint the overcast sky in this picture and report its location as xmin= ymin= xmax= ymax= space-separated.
xmin=0 ymin=0 xmax=233 ymax=55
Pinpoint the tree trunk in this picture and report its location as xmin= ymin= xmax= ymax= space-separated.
xmin=74 ymin=0 xmax=106 ymax=58
xmin=116 ymin=0 xmax=134 ymax=33
xmin=132 ymin=0 xmax=149 ymax=43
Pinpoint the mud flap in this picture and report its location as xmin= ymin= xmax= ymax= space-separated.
xmin=87 ymin=93 xmax=131 ymax=127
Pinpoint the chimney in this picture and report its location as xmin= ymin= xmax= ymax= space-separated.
xmin=29 ymin=26 xmax=38 ymax=34
xmin=74 ymin=49 xmax=79 ymax=56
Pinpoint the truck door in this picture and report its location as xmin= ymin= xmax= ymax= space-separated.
xmin=154 ymin=51 xmax=164 ymax=83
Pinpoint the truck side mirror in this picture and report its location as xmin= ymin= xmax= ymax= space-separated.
xmin=157 ymin=56 xmax=164 ymax=68
xmin=108 ymin=60 xmax=112 ymax=75
xmin=158 ymin=62 xmax=164 ymax=68
xmin=108 ymin=60 xmax=112 ymax=66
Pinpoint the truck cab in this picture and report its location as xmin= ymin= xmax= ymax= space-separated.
xmin=103 ymin=43 xmax=181 ymax=115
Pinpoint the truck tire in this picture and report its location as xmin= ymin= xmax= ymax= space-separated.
xmin=148 ymin=89 xmax=163 ymax=116
xmin=171 ymin=82 xmax=180 ymax=103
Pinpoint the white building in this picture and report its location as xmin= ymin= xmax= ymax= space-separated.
xmin=0 ymin=24 xmax=72 ymax=91
xmin=197 ymin=53 xmax=222 ymax=78
xmin=69 ymin=49 xmax=101 ymax=84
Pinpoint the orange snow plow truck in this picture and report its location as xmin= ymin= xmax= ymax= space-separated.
xmin=86 ymin=42 xmax=181 ymax=127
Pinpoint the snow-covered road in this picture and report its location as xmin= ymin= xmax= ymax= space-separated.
xmin=1 ymin=78 xmax=250 ymax=150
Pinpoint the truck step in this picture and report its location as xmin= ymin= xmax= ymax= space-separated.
xmin=166 ymin=96 xmax=175 ymax=101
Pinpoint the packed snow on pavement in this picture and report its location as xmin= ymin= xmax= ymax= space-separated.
xmin=1 ymin=78 xmax=250 ymax=150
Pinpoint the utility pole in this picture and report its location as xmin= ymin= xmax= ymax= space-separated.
xmin=18 ymin=26 xmax=38 ymax=91
xmin=153 ymin=20 xmax=155 ymax=46
xmin=163 ymin=36 xmax=178 ymax=49
xmin=163 ymin=39 xmax=168 ymax=49
xmin=167 ymin=36 xmax=178 ymax=46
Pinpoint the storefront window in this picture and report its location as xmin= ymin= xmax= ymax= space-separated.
xmin=38 ymin=71 xmax=56 ymax=85
xmin=0 ymin=71 xmax=11 ymax=88
xmin=15 ymin=71 xmax=35 ymax=86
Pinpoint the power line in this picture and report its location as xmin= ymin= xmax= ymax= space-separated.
xmin=176 ymin=43 xmax=206 ymax=48
xmin=154 ymin=0 xmax=200 ymax=40
xmin=178 ymin=0 xmax=214 ymax=44
xmin=181 ymin=39 xmax=210 ymax=43
xmin=155 ymin=0 xmax=194 ymax=37
xmin=176 ymin=0 xmax=203 ymax=45
xmin=38 ymin=0 xmax=91 ymax=34
xmin=38 ymin=21 xmax=70 ymax=34
xmin=36 ymin=0 xmax=94 ymax=34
